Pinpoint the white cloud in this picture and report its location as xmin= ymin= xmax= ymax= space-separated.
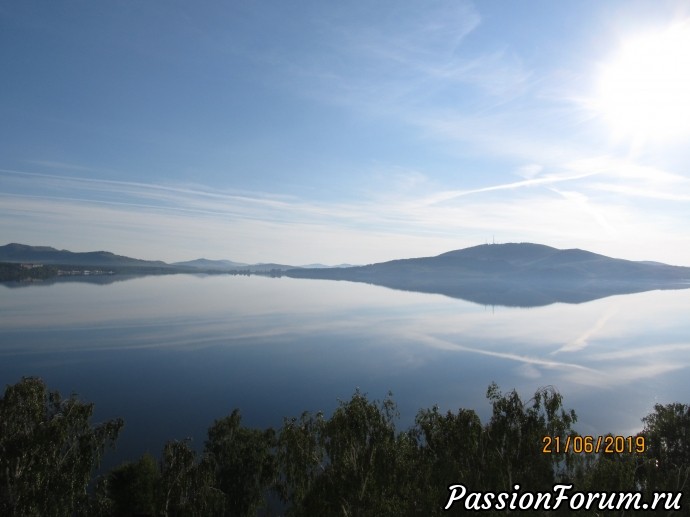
xmin=2 ymin=153 xmax=690 ymax=265
xmin=516 ymin=163 xmax=543 ymax=179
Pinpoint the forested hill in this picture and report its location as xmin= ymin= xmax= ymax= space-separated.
xmin=5 ymin=242 xmax=690 ymax=306
xmin=283 ymin=243 xmax=690 ymax=307
xmin=0 ymin=243 xmax=171 ymax=268
xmin=0 ymin=244 xmax=297 ymax=273
xmin=286 ymin=242 xmax=690 ymax=281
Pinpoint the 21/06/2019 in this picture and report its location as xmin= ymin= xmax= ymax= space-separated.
xmin=542 ymin=435 xmax=645 ymax=454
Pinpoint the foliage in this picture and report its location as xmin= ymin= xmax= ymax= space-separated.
xmin=0 ymin=263 xmax=59 ymax=282
xmin=275 ymin=410 xmax=326 ymax=511
xmin=103 ymin=453 xmax=159 ymax=516
xmin=483 ymin=382 xmax=578 ymax=491
xmin=295 ymin=390 xmax=403 ymax=516
xmin=0 ymin=377 xmax=122 ymax=517
xmin=4 ymin=377 xmax=690 ymax=516
xmin=203 ymin=410 xmax=278 ymax=517
xmin=638 ymin=402 xmax=690 ymax=508
xmin=410 ymin=404 xmax=484 ymax=511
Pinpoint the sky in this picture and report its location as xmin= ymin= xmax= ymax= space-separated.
xmin=2 ymin=0 xmax=690 ymax=265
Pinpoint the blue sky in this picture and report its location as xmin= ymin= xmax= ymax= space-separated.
xmin=2 ymin=0 xmax=690 ymax=265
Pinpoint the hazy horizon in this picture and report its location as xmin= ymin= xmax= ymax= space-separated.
xmin=2 ymin=1 xmax=690 ymax=265
xmin=4 ymin=240 xmax=690 ymax=269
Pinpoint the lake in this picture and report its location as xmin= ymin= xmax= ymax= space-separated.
xmin=2 ymin=274 xmax=689 ymax=467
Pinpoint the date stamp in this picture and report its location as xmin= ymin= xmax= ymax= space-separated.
xmin=542 ymin=435 xmax=645 ymax=454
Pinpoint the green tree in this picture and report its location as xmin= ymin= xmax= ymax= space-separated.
xmin=158 ymin=438 xmax=224 ymax=517
xmin=298 ymin=390 xmax=403 ymax=516
xmin=638 ymin=402 xmax=690 ymax=507
xmin=276 ymin=410 xmax=327 ymax=512
xmin=576 ymin=445 xmax=637 ymax=494
xmin=103 ymin=453 xmax=159 ymax=516
xmin=0 ymin=377 xmax=122 ymax=517
xmin=411 ymin=405 xmax=484 ymax=512
xmin=203 ymin=409 xmax=278 ymax=517
xmin=483 ymin=382 xmax=577 ymax=493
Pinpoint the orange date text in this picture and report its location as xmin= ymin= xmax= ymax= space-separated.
xmin=542 ymin=435 xmax=645 ymax=454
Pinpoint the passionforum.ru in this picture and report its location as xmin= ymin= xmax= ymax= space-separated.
xmin=444 ymin=484 xmax=682 ymax=512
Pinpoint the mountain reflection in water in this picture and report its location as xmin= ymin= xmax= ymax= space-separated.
xmin=1 ymin=274 xmax=689 ymax=468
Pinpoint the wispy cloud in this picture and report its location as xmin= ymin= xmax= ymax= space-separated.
xmin=552 ymin=309 xmax=618 ymax=354
xmin=414 ymin=171 xmax=598 ymax=206
xmin=25 ymin=160 xmax=103 ymax=173
xmin=415 ymin=334 xmax=599 ymax=373
xmin=549 ymin=188 xmax=617 ymax=236
xmin=281 ymin=1 xmax=531 ymax=115
xmin=2 ymin=160 xmax=690 ymax=264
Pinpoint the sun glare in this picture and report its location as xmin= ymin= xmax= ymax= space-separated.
xmin=594 ymin=21 xmax=690 ymax=147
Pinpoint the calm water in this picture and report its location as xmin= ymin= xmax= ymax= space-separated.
xmin=2 ymin=274 xmax=689 ymax=466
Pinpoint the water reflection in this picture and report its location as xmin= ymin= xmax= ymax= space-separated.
xmin=1 ymin=275 xmax=688 ymax=463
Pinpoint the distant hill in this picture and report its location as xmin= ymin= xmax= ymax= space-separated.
xmin=172 ymin=258 xmax=249 ymax=270
xmin=173 ymin=258 xmax=300 ymax=272
xmin=0 ymin=244 xmax=299 ymax=275
xmin=170 ymin=259 xmax=304 ymax=273
xmin=5 ymin=242 xmax=689 ymax=306
xmin=283 ymin=243 xmax=690 ymax=307
xmin=300 ymin=263 xmax=358 ymax=269
xmin=241 ymin=263 xmax=301 ymax=272
xmin=0 ymin=243 xmax=171 ymax=268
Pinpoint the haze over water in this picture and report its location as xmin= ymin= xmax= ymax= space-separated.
xmin=2 ymin=274 xmax=689 ymax=465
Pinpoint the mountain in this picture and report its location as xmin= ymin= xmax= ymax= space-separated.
xmin=299 ymin=263 xmax=359 ymax=269
xmin=5 ymin=242 xmax=690 ymax=307
xmin=173 ymin=258 xmax=300 ymax=272
xmin=170 ymin=259 xmax=303 ymax=272
xmin=0 ymin=244 xmax=299 ymax=274
xmin=172 ymin=258 xmax=248 ymax=270
xmin=0 ymin=243 xmax=171 ymax=268
xmin=234 ymin=263 xmax=301 ymax=272
xmin=283 ymin=243 xmax=690 ymax=307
